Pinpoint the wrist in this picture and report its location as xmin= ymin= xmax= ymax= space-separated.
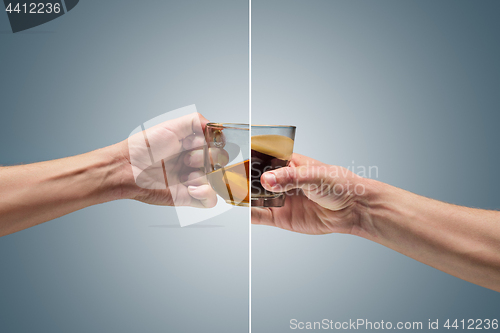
xmin=351 ymin=176 xmax=425 ymax=243
xmin=350 ymin=177 xmax=398 ymax=239
xmin=90 ymin=142 xmax=137 ymax=202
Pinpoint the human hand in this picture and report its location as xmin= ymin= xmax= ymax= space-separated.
xmin=251 ymin=154 xmax=368 ymax=235
xmin=114 ymin=113 xmax=224 ymax=208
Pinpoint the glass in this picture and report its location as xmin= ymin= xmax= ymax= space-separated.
xmin=204 ymin=123 xmax=250 ymax=207
xmin=251 ymin=125 xmax=296 ymax=207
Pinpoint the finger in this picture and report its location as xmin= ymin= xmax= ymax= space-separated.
xmin=204 ymin=148 xmax=230 ymax=169
xmin=260 ymin=166 xmax=332 ymax=193
xmin=196 ymin=114 xmax=210 ymax=134
xmin=183 ymin=149 xmax=205 ymax=168
xmin=251 ymin=207 xmax=276 ymax=227
xmin=180 ymin=170 xmax=208 ymax=186
xmin=163 ymin=112 xmax=209 ymax=140
xmin=288 ymin=153 xmax=325 ymax=168
xmin=183 ymin=138 xmax=230 ymax=167
xmin=183 ymin=135 xmax=206 ymax=151
xmin=188 ymin=185 xmax=217 ymax=208
xmin=138 ymin=113 xmax=209 ymax=163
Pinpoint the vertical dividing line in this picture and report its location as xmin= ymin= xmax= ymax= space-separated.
xmin=248 ymin=0 xmax=252 ymax=332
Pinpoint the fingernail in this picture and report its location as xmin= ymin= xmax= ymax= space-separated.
xmin=188 ymin=185 xmax=197 ymax=191
xmin=262 ymin=173 xmax=277 ymax=187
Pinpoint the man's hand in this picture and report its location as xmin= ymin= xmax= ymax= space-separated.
xmin=251 ymin=153 xmax=367 ymax=235
xmin=114 ymin=112 xmax=219 ymax=208
xmin=0 ymin=112 xmax=219 ymax=237
xmin=252 ymin=153 xmax=500 ymax=292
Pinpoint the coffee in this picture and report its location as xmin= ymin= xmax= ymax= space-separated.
xmin=251 ymin=135 xmax=294 ymax=197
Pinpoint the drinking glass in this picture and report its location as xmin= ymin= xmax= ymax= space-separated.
xmin=204 ymin=123 xmax=249 ymax=207
xmin=251 ymin=125 xmax=296 ymax=207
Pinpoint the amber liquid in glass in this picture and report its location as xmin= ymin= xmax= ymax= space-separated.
xmin=207 ymin=160 xmax=250 ymax=206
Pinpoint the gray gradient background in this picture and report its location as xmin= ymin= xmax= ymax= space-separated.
xmin=0 ymin=1 xmax=248 ymax=332
xmin=252 ymin=0 xmax=500 ymax=332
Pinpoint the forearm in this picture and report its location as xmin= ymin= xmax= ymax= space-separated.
xmin=0 ymin=144 xmax=128 ymax=237
xmin=354 ymin=179 xmax=500 ymax=292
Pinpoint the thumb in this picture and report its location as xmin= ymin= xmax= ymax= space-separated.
xmin=261 ymin=166 xmax=332 ymax=193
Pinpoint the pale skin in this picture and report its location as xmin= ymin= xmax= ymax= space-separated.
xmin=252 ymin=153 xmax=500 ymax=292
xmin=0 ymin=113 xmax=218 ymax=237
xmin=1 ymin=118 xmax=499 ymax=292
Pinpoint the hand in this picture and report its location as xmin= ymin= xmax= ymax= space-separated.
xmin=114 ymin=113 xmax=221 ymax=208
xmin=251 ymin=153 xmax=368 ymax=235
xmin=0 ymin=112 xmax=223 ymax=236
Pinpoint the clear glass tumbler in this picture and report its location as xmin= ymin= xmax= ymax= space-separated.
xmin=204 ymin=123 xmax=250 ymax=207
xmin=251 ymin=125 xmax=296 ymax=207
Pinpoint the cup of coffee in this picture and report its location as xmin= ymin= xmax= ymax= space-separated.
xmin=204 ymin=123 xmax=250 ymax=207
xmin=251 ymin=125 xmax=296 ymax=207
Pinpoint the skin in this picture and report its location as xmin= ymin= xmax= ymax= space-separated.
xmin=252 ymin=153 xmax=500 ymax=293
xmin=0 ymin=113 xmax=218 ymax=237
xmin=2 ymin=121 xmax=499 ymax=292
